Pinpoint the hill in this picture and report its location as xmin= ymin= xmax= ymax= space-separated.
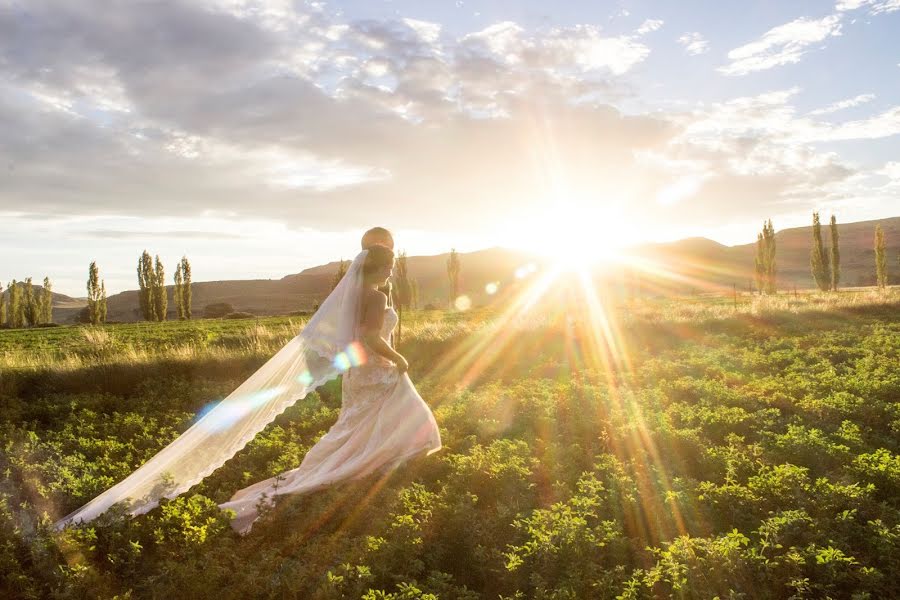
xmin=18 ymin=216 xmax=898 ymax=324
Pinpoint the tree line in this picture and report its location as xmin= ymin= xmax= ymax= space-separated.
xmin=753 ymin=213 xmax=895 ymax=294
xmin=1 ymin=253 xmax=193 ymax=328
xmin=0 ymin=277 xmax=54 ymax=328
xmin=136 ymin=251 xmax=192 ymax=322
xmin=77 ymin=252 xmax=192 ymax=325
xmin=329 ymin=248 xmax=459 ymax=312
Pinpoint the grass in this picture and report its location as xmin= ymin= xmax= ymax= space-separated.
xmin=0 ymin=287 xmax=898 ymax=598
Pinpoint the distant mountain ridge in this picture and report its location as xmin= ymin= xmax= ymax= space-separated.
xmin=10 ymin=216 xmax=896 ymax=324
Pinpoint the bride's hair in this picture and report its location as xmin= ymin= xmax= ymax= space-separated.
xmin=361 ymin=227 xmax=394 ymax=250
xmin=363 ymin=244 xmax=395 ymax=276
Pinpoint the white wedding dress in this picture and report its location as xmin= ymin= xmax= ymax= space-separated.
xmin=218 ymin=305 xmax=442 ymax=534
xmin=53 ymin=250 xmax=439 ymax=536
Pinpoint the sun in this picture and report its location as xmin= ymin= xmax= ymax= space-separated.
xmin=505 ymin=200 xmax=633 ymax=270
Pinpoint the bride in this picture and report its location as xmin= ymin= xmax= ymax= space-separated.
xmin=54 ymin=234 xmax=442 ymax=535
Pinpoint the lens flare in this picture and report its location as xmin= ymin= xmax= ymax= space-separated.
xmin=485 ymin=282 xmax=499 ymax=295
xmin=454 ymin=295 xmax=472 ymax=311
xmin=296 ymin=370 xmax=314 ymax=386
xmin=333 ymin=352 xmax=351 ymax=371
xmin=334 ymin=342 xmax=368 ymax=372
xmin=346 ymin=341 xmax=368 ymax=366
xmin=198 ymin=385 xmax=289 ymax=432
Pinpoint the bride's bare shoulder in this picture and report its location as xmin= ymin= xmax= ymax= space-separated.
xmin=363 ymin=288 xmax=388 ymax=309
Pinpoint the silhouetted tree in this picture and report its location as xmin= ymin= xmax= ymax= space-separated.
xmin=174 ymin=261 xmax=184 ymax=320
xmin=410 ymin=278 xmax=419 ymax=310
xmin=181 ymin=256 xmax=192 ymax=319
xmin=40 ymin=276 xmax=53 ymax=324
xmin=331 ymin=258 xmax=349 ymax=292
xmin=875 ymin=224 xmax=887 ymax=289
xmin=87 ymin=262 xmax=103 ymax=325
xmin=810 ymin=212 xmax=831 ymax=291
xmin=8 ymin=280 xmax=23 ymax=327
xmin=153 ymin=255 xmax=167 ymax=321
xmin=394 ymin=250 xmax=410 ymax=343
xmin=394 ymin=251 xmax=411 ymax=308
xmin=830 ymin=215 xmax=840 ymax=291
xmin=153 ymin=255 xmax=167 ymax=320
xmin=99 ymin=281 xmax=107 ymax=323
xmin=754 ymin=233 xmax=765 ymax=294
xmin=764 ymin=219 xmax=776 ymax=294
xmin=447 ymin=248 xmax=460 ymax=307
xmin=23 ymin=277 xmax=36 ymax=326
xmin=137 ymin=250 xmax=156 ymax=321
xmin=0 ymin=282 xmax=6 ymax=327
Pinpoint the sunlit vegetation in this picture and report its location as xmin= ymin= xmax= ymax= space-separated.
xmin=1 ymin=287 xmax=898 ymax=598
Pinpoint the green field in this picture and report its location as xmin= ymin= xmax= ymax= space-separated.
xmin=1 ymin=291 xmax=899 ymax=599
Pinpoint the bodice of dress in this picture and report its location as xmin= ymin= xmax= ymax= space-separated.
xmin=380 ymin=306 xmax=399 ymax=341
xmin=353 ymin=306 xmax=398 ymax=371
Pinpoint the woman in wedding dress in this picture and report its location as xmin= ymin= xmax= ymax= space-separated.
xmin=54 ymin=241 xmax=442 ymax=536
xmin=219 ymin=244 xmax=442 ymax=533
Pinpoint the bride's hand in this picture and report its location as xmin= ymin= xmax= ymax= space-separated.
xmin=394 ymin=355 xmax=409 ymax=373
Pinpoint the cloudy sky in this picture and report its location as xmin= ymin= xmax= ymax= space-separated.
xmin=2 ymin=0 xmax=899 ymax=297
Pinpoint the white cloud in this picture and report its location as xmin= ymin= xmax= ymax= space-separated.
xmin=836 ymin=0 xmax=870 ymax=9
xmin=402 ymin=18 xmax=442 ymax=44
xmin=719 ymin=14 xmax=842 ymax=76
xmin=836 ymin=0 xmax=900 ymax=14
xmin=677 ymin=32 xmax=710 ymax=55
xmin=636 ymin=19 xmax=664 ymax=35
xmin=879 ymin=161 xmax=900 ymax=180
xmin=462 ymin=22 xmax=651 ymax=76
xmin=824 ymin=106 xmax=900 ymax=140
xmin=808 ymin=93 xmax=875 ymax=115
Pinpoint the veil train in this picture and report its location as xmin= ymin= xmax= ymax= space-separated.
xmin=54 ymin=250 xmax=371 ymax=530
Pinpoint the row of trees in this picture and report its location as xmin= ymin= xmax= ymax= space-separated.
xmin=754 ymin=213 xmax=895 ymax=294
xmin=136 ymin=251 xmax=192 ymax=321
xmin=810 ymin=213 xmax=841 ymax=291
xmin=874 ymin=223 xmax=891 ymax=289
xmin=447 ymin=248 xmax=461 ymax=307
xmin=754 ymin=220 xmax=776 ymax=294
xmin=86 ymin=262 xmax=108 ymax=325
xmin=329 ymin=252 xmax=422 ymax=310
xmin=0 ymin=277 xmax=54 ymax=328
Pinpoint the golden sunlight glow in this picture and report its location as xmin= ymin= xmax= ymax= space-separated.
xmin=505 ymin=198 xmax=635 ymax=269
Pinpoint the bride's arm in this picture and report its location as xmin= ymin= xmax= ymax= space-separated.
xmin=360 ymin=290 xmax=408 ymax=372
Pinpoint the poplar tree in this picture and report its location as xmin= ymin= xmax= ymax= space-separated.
xmin=810 ymin=212 xmax=831 ymax=291
xmin=99 ymin=280 xmax=108 ymax=323
xmin=447 ymin=248 xmax=460 ymax=307
xmin=9 ymin=280 xmax=22 ymax=328
xmin=181 ymin=256 xmax=192 ymax=319
xmin=174 ymin=261 xmax=184 ymax=320
xmin=410 ymin=278 xmax=419 ymax=310
xmin=23 ymin=277 xmax=36 ymax=326
xmin=87 ymin=261 xmax=102 ymax=325
xmin=763 ymin=219 xmax=777 ymax=294
xmin=875 ymin=224 xmax=887 ymax=289
xmin=754 ymin=233 xmax=765 ymax=294
xmin=0 ymin=282 xmax=6 ymax=327
xmin=331 ymin=259 xmax=349 ymax=292
xmin=41 ymin=276 xmax=53 ymax=324
xmin=829 ymin=215 xmax=840 ymax=291
xmin=137 ymin=250 xmax=156 ymax=321
xmin=753 ymin=220 xmax=777 ymax=294
xmin=394 ymin=251 xmax=411 ymax=308
xmin=153 ymin=255 xmax=167 ymax=321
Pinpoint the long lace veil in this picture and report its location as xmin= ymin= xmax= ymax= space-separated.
xmin=54 ymin=250 xmax=369 ymax=530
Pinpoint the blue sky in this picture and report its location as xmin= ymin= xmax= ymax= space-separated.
xmin=1 ymin=0 xmax=898 ymax=297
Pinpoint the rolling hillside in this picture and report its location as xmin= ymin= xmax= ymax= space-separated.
xmin=9 ymin=217 xmax=896 ymax=324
